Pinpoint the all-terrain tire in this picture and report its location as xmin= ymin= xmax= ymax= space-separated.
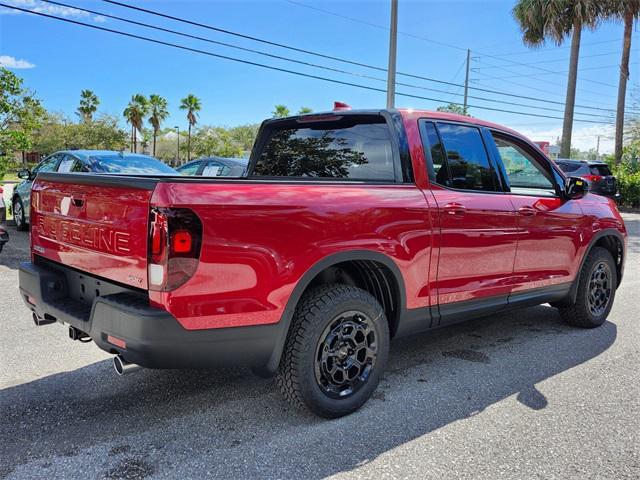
xmin=557 ymin=246 xmax=617 ymax=328
xmin=276 ymin=284 xmax=390 ymax=418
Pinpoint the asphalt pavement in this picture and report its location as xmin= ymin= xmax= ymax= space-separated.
xmin=1 ymin=214 xmax=638 ymax=479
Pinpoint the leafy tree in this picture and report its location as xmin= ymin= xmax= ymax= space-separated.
xmin=0 ymin=67 xmax=46 ymax=177
xmin=123 ymin=94 xmax=148 ymax=153
xmin=272 ymin=104 xmax=290 ymax=118
xmin=513 ymin=0 xmax=604 ymax=158
xmin=604 ymin=1 xmax=640 ymax=164
xmin=436 ymin=103 xmax=470 ymax=116
xmin=148 ymin=94 xmax=169 ymax=156
xmin=298 ymin=106 xmax=313 ymax=115
xmin=76 ymin=89 xmax=99 ymax=123
xmin=32 ymin=113 xmax=127 ymax=155
xmin=180 ymin=94 xmax=202 ymax=161
xmin=193 ymin=126 xmax=244 ymax=158
xmin=228 ymin=124 xmax=259 ymax=152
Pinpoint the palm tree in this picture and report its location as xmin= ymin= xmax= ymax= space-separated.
xmin=123 ymin=94 xmax=149 ymax=153
xmin=179 ymin=94 xmax=201 ymax=161
xmin=76 ymin=89 xmax=99 ymax=123
xmin=272 ymin=104 xmax=290 ymax=118
xmin=513 ymin=0 xmax=604 ymax=158
xmin=148 ymin=94 xmax=169 ymax=156
xmin=605 ymin=1 xmax=640 ymax=164
xmin=298 ymin=106 xmax=313 ymax=115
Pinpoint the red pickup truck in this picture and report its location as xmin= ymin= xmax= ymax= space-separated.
xmin=19 ymin=108 xmax=626 ymax=418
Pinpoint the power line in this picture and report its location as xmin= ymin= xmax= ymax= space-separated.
xmin=486 ymin=39 xmax=623 ymax=57
xmin=36 ymin=0 xmax=614 ymax=120
xmin=475 ymin=54 xmax=618 ymax=89
xmin=475 ymin=50 xmax=639 ymax=68
xmin=286 ymin=0 xmax=617 ymax=95
xmin=2 ymin=2 xmax=616 ymax=125
xmin=480 ymin=62 xmax=639 ymax=81
xmin=284 ymin=0 xmax=468 ymax=52
xmin=98 ymin=0 xmax=634 ymax=115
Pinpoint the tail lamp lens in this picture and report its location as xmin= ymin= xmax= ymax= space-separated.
xmin=584 ymin=174 xmax=602 ymax=183
xmin=148 ymin=208 xmax=202 ymax=291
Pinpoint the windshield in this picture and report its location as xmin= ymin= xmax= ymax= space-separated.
xmin=89 ymin=154 xmax=177 ymax=174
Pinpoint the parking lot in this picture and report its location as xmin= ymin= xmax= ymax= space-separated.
xmin=1 ymin=214 xmax=638 ymax=480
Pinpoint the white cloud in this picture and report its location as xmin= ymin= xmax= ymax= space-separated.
xmin=0 ymin=55 xmax=35 ymax=69
xmin=508 ymin=123 xmax=615 ymax=154
xmin=0 ymin=0 xmax=106 ymax=23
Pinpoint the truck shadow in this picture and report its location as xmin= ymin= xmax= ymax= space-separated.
xmin=0 ymin=306 xmax=617 ymax=478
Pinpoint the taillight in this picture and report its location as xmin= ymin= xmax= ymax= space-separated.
xmin=583 ymin=174 xmax=602 ymax=183
xmin=148 ymin=208 xmax=202 ymax=291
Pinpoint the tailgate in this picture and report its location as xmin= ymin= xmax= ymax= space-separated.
xmin=30 ymin=173 xmax=157 ymax=290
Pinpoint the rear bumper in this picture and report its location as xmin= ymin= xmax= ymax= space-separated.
xmin=18 ymin=261 xmax=282 ymax=370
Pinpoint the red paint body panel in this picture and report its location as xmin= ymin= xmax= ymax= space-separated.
xmin=27 ymin=109 xmax=628 ymax=337
xmin=30 ymin=179 xmax=151 ymax=289
xmin=149 ymin=183 xmax=432 ymax=329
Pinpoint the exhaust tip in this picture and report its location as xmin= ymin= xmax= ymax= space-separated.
xmin=113 ymin=355 xmax=141 ymax=376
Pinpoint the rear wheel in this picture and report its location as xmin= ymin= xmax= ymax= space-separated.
xmin=12 ymin=197 xmax=27 ymax=231
xmin=557 ymin=247 xmax=617 ymax=328
xmin=276 ymin=284 xmax=389 ymax=418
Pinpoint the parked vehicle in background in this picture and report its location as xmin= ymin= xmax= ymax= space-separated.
xmin=0 ymin=185 xmax=6 ymax=224
xmin=176 ymin=156 xmax=248 ymax=176
xmin=0 ymin=225 xmax=8 ymax=253
xmin=555 ymin=159 xmax=620 ymax=201
xmin=12 ymin=150 xmax=177 ymax=230
xmin=19 ymin=108 xmax=627 ymax=418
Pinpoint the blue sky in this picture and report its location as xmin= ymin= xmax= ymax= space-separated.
xmin=0 ymin=0 xmax=637 ymax=152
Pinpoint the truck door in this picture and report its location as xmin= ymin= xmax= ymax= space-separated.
xmin=419 ymin=120 xmax=519 ymax=325
xmin=488 ymin=131 xmax=583 ymax=296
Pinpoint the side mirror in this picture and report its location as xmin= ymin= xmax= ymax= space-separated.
xmin=17 ymin=169 xmax=31 ymax=180
xmin=564 ymin=176 xmax=587 ymax=200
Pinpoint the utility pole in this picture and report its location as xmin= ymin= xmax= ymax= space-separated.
xmin=386 ymin=0 xmax=398 ymax=109
xmin=463 ymin=49 xmax=471 ymax=114
xmin=596 ymin=135 xmax=601 ymax=160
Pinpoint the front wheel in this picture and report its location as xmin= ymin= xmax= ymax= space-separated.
xmin=276 ymin=284 xmax=390 ymax=418
xmin=557 ymin=247 xmax=617 ymax=328
xmin=12 ymin=197 xmax=27 ymax=231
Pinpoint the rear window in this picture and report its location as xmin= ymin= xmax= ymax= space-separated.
xmin=590 ymin=164 xmax=611 ymax=176
xmin=557 ymin=162 xmax=581 ymax=173
xmin=251 ymin=116 xmax=395 ymax=181
xmin=89 ymin=154 xmax=177 ymax=174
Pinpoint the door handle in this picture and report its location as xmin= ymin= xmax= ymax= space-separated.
xmin=518 ymin=206 xmax=536 ymax=216
xmin=443 ymin=203 xmax=466 ymax=216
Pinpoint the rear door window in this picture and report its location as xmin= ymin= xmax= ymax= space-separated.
xmin=177 ymin=161 xmax=202 ymax=175
xmin=202 ymin=161 xmax=230 ymax=177
xmin=435 ymin=123 xmax=498 ymax=192
xmin=57 ymin=155 xmax=76 ymax=173
xmin=251 ymin=115 xmax=396 ymax=181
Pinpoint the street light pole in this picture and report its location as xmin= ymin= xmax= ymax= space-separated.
xmin=175 ymin=126 xmax=180 ymax=165
xmin=386 ymin=0 xmax=398 ymax=109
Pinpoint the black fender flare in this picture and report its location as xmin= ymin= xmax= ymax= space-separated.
xmin=257 ymin=250 xmax=407 ymax=376
xmin=563 ymin=228 xmax=625 ymax=306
